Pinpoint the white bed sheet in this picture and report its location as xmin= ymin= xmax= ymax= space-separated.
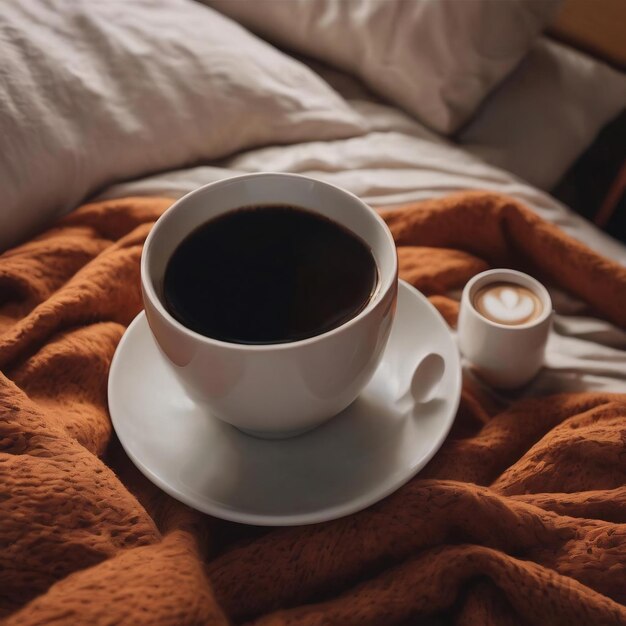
xmin=101 ymin=96 xmax=626 ymax=266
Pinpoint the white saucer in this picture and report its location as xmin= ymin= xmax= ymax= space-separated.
xmin=108 ymin=280 xmax=461 ymax=526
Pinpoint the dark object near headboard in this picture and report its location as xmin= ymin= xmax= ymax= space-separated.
xmin=553 ymin=110 xmax=626 ymax=244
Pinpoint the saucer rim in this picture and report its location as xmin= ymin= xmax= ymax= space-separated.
xmin=108 ymin=279 xmax=462 ymax=526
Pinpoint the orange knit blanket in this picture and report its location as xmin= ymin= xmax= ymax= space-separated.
xmin=1 ymin=191 xmax=625 ymax=625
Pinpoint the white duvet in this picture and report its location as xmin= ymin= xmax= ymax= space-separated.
xmin=2 ymin=0 xmax=626 ymax=397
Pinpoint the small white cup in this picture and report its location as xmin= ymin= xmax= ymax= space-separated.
xmin=457 ymin=269 xmax=552 ymax=389
xmin=141 ymin=173 xmax=398 ymax=438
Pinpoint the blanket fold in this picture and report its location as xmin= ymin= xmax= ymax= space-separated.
xmin=1 ymin=192 xmax=625 ymax=625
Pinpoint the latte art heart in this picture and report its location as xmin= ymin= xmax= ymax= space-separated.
xmin=473 ymin=282 xmax=543 ymax=326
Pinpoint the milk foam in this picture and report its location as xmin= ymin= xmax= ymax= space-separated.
xmin=473 ymin=283 xmax=542 ymax=325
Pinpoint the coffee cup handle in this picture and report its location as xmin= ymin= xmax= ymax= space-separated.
xmin=399 ymin=352 xmax=445 ymax=404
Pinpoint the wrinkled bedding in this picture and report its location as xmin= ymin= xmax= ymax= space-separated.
xmin=1 ymin=193 xmax=626 ymax=625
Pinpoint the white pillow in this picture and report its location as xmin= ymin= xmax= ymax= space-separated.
xmin=459 ymin=39 xmax=626 ymax=190
xmin=0 ymin=0 xmax=364 ymax=250
xmin=300 ymin=39 xmax=626 ymax=192
xmin=206 ymin=0 xmax=561 ymax=134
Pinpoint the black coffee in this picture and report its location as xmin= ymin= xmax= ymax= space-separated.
xmin=163 ymin=205 xmax=378 ymax=344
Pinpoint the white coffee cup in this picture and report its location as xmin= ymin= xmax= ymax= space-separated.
xmin=141 ymin=173 xmax=398 ymax=438
xmin=457 ymin=269 xmax=552 ymax=389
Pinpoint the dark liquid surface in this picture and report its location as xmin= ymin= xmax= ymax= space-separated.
xmin=163 ymin=205 xmax=378 ymax=344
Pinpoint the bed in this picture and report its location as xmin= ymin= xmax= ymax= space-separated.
xmin=1 ymin=1 xmax=626 ymax=624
